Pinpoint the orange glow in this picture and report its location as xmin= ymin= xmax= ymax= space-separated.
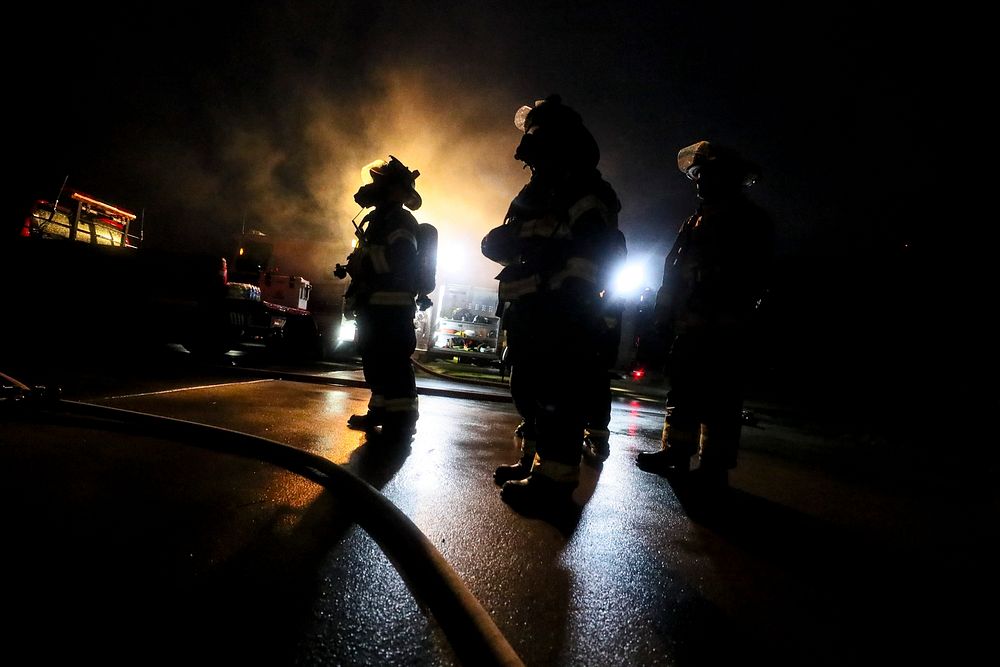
xmin=265 ymin=67 xmax=529 ymax=287
xmin=183 ymin=67 xmax=533 ymax=289
xmin=70 ymin=192 xmax=137 ymax=221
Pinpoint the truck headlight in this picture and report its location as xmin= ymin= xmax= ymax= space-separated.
xmin=338 ymin=320 xmax=357 ymax=342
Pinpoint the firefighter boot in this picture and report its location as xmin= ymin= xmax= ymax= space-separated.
xmin=636 ymin=419 xmax=698 ymax=475
xmin=494 ymin=450 xmax=535 ymax=485
xmin=582 ymin=427 xmax=611 ymax=465
xmin=494 ymin=423 xmax=536 ymax=485
xmin=636 ymin=448 xmax=693 ymax=474
xmin=500 ymin=473 xmax=577 ymax=510
xmin=347 ymin=412 xmax=382 ymax=432
xmin=377 ymin=412 xmax=418 ymax=440
xmin=684 ymin=422 xmax=736 ymax=495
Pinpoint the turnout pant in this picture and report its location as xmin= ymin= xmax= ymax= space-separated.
xmin=504 ymin=294 xmax=599 ymax=484
xmin=662 ymin=328 xmax=747 ymax=469
xmin=356 ymin=304 xmax=418 ymax=424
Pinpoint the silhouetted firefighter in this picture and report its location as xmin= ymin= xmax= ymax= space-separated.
xmin=482 ymin=95 xmax=623 ymax=510
xmin=337 ymin=156 xmax=424 ymax=441
xmin=636 ymin=141 xmax=773 ymax=494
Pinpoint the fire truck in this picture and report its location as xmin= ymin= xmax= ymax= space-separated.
xmin=18 ymin=189 xmax=139 ymax=247
xmin=423 ymin=283 xmax=505 ymax=367
xmin=7 ymin=189 xmax=324 ymax=359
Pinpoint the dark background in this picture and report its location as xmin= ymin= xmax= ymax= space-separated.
xmin=4 ymin=1 xmax=993 ymax=440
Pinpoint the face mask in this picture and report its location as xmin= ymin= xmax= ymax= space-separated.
xmin=353 ymin=182 xmax=382 ymax=208
xmin=514 ymin=131 xmax=540 ymax=166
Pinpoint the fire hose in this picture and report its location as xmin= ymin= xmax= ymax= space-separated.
xmin=0 ymin=370 xmax=523 ymax=667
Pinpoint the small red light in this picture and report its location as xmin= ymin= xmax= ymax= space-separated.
xmin=631 ymin=367 xmax=645 ymax=380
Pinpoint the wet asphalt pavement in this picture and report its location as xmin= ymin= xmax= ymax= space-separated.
xmin=0 ymin=346 xmax=995 ymax=666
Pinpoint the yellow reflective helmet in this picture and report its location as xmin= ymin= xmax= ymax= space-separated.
xmin=677 ymin=140 xmax=758 ymax=187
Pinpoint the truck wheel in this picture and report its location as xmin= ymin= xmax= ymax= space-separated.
xmin=181 ymin=334 xmax=231 ymax=358
xmin=277 ymin=315 xmax=321 ymax=361
xmin=182 ymin=305 xmax=237 ymax=358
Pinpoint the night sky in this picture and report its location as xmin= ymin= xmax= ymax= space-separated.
xmin=5 ymin=2 xmax=992 ymax=410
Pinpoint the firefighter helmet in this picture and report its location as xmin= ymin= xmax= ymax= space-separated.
xmin=677 ymin=140 xmax=759 ymax=187
xmin=513 ymin=94 xmax=600 ymax=170
xmin=360 ymin=155 xmax=422 ymax=210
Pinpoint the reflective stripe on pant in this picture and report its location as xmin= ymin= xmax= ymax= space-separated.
xmin=356 ymin=304 xmax=418 ymax=422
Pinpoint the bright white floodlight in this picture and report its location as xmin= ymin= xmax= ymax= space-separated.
xmin=438 ymin=241 xmax=465 ymax=274
xmin=611 ymin=261 xmax=649 ymax=298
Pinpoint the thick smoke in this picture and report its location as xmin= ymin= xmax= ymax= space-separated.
xmin=127 ymin=52 xmax=531 ymax=287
